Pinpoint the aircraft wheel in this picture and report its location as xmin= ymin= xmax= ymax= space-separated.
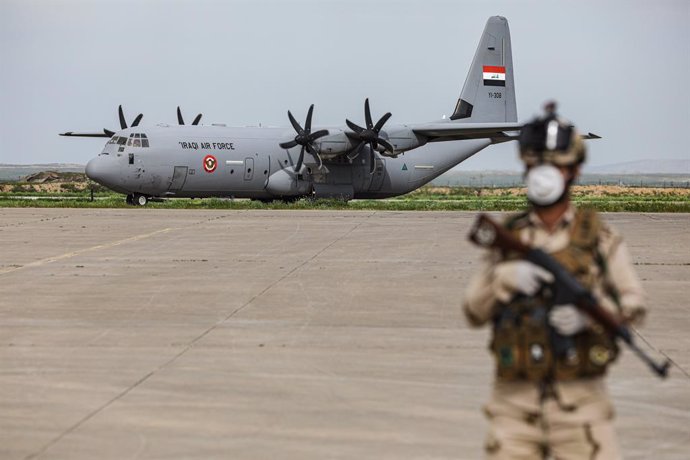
xmin=133 ymin=194 xmax=148 ymax=206
xmin=126 ymin=194 xmax=134 ymax=205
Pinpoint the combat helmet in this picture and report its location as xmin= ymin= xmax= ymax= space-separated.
xmin=519 ymin=102 xmax=586 ymax=167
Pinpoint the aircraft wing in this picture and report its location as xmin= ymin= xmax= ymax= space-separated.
xmin=412 ymin=122 xmax=523 ymax=143
xmin=411 ymin=122 xmax=600 ymax=144
xmin=60 ymin=129 xmax=114 ymax=138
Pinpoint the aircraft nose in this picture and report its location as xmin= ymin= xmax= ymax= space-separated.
xmin=85 ymin=156 xmax=118 ymax=187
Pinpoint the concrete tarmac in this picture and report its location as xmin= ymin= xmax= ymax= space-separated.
xmin=1 ymin=208 xmax=688 ymax=459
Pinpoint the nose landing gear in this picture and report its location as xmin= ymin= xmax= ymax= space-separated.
xmin=127 ymin=194 xmax=149 ymax=206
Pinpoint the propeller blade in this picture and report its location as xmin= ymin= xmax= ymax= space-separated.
xmin=374 ymin=112 xmax=392 ymax=132
xmin=305 ymin=104 xmax=314 ymax=132
xmin=377 ymin=137 xmax=396 ymax=156
xmin=306 ymin=142 xmax=325 ymax=169
xmin=192 ymin=114 xmax=202 ymax=125
xmin=346 ymin=119 xmax=364 ymax=134
xmin=131 ymin=114 xmax=143 ymax=127
xmin=118 ymin=105 xmax=127 ymax=129
xmin=295 ymin=145 xmax=306 ymax=172
xmin=348 ymin=141 xmax=366 ymax=160
xmin=279 ymin=140 xmax=299 ymax=149
xmin=103 ymin=129 xmax=115 ymax=137
xmin=287 ymin=110 xmax=303 ymax=134
xmin=308 ymin=129 xmax=329 ymax=142
xmin=364 ymin=98 xmax=373 ymax=130
xmin=309 ymin=145 xmax=325 ymax=170
xmin=177 ymin=106 xmax=185 ymax=125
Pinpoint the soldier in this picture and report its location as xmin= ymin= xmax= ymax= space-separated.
xmin=462 ymin=105 xmax=647 ymax=459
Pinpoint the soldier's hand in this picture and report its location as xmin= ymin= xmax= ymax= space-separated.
xmin=492 ymin=260 xmax=554 ymax=302
xmin=549 ymin=304 xmax=587 ymax=336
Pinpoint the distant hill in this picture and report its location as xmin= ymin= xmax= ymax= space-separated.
xmin=0 ymin=164 xmax=84 ymax=182
xmin=433 ymin=169 xmax=689 ymax=188
xmin=0 ymin=163 xmax=84 ymax=169
xmin=584 ymin=159 xmax=689 ymax=174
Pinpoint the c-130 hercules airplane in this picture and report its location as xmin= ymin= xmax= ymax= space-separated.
xmin=61 ymin=16 xmax=596 ymax=206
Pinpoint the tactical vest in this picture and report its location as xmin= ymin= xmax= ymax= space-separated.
xmin=490 ymin=208 xmax=619 ymax=382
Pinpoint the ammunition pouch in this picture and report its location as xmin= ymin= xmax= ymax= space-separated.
xmin=491 ymin=299 xmax=619 ymax=382
xmin=490 ymin=207 xmax=619 ymax=382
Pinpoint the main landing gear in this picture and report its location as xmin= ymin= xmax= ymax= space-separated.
xmin=126 ymin=194 xmax=148 ymax=206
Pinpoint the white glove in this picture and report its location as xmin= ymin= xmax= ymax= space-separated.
xmin=492 ymin=260 xmax=554 ymax=302
xmin=549 ymin=304 xmax=587 ymax=336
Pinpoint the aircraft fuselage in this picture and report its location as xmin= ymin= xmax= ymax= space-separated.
xmin=86 ymin=124 xmax=492 ymax=201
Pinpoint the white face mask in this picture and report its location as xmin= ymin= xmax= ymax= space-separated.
xmin=526 ymin=164 xmax=565 ymax=206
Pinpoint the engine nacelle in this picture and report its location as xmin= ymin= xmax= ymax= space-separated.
xmin=384 ymin=126 xmax=427 ymax=154
xmin=266 ymin=169 xmax=310 ymax=197
xmin=314 ymin=130 xmax=354 ymax=159
xmin=314 ymin=126 xmax=426 ymax=159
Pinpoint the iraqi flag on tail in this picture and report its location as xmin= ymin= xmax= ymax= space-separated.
xmin=483 ymin=66 xmax=506 ymax=87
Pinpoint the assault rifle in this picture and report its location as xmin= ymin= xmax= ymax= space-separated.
xmin=468 ymin=213 xmax=670 ymax=379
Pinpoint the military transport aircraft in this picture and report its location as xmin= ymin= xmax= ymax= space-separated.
xmin=61 ymin=16 xmax=595 ymax=206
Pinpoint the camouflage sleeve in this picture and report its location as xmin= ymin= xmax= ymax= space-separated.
xmin=598 ymin=223 xmax=647 ymax=325
xmin=462 ymin=252 xmax=501 ymax=327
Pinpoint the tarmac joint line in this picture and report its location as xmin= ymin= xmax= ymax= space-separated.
xmin=0 ymin=227 xmax=175 ymax=276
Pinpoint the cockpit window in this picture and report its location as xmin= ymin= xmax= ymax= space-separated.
xmin=117 ymin=137 xmax=127 ymax=145
xmin=126 ymin=133 xmax=149 ymax=148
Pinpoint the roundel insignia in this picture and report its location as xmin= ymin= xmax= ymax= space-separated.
xmin=203 ymin=154 xmax=217 ymax=173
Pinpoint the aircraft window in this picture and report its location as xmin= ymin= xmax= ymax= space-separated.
xmin=134 ymin=133 xmax=141 ymax=138
xmin=127 ymin=138 xmax=133 ymax=146
xmin=142 ymin=139 xmax=149 ymax=147
xmin=129 ymin=153 xmax=134 ymax=164
xmin=117 ymin=137 xmax=127 ymax=145
xmin=142 ymin=134 xmax=148 ymax=139
xmin=133 ymin=139 xmax=141 ymax=147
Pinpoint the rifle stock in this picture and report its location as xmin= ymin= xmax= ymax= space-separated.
xmin=468 ymin=213 xmax=670 ymax=378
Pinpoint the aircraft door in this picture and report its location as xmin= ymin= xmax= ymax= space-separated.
xmin=244 ymin=158 xmax=254 ymax=181
xmin=168 ymin=166 xmax=188 ymax=192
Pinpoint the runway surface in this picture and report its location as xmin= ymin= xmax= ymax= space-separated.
xmin=1 ymin=209 xmax=688 ymax=459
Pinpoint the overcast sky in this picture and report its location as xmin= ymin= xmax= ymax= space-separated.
xmin=1 ymin=0 xmax=688 ymax=170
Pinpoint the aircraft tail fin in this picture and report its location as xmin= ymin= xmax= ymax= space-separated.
xmin=450 ymin=16 xmax=517 ymax=123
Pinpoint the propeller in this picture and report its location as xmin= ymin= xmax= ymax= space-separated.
xmin=102 ymin=105 xmax=143 ymax=137
xmin=177 ymin=106 xmax=203 ymax=125
xmin=118 ymin=105 xmax=143 ymax=130
xmin=345 ymin=98 xmax=395 ymax=174
xmin=279 ymin=104 xmax=329 ymax=172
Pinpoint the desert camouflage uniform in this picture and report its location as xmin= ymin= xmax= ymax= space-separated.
xmin=463 ymin=205 xmax=646 ymax=459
